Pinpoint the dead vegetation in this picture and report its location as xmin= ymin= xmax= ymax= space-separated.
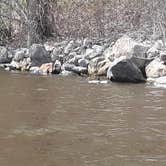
xmin=0 ymin=0 xmax=166 ymax=47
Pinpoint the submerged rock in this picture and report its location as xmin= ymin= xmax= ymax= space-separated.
xmin=29 ymin=66 xmax=41 ymax=75
xmin=88 ymin=80 xmax=110 ymax=84
xmin=148 ymin=76 xmax=166 ymax=88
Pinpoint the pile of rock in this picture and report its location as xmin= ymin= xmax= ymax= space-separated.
xmin=1 ymin=35 xmax=166 ymax=87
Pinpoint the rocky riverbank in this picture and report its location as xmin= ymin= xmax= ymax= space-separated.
xmin=0 ymin=35 xmax=166 ymax=87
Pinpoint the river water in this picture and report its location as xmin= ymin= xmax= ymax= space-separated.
xmin=0 ymin=71 xmax=166 ymax=166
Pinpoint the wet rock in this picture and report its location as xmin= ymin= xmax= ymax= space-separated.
xmin=148 ymin=76 xmax=166 ymax=88
xmin=39 ymin=63 xmax=53 ymax=74
xmin=0 ymin=46 xmax=11 ymax=63
xmin=60 ymin=70 xmax=77 ymax=76
xmin=145 ymin=58 xmax=166 ymax=78
xmin=155 ymin=76 xmax=166 ymax=84
xmin=64 ymin=64 xmax=88 ymax=75
xmin=107 ymin=58 xmax=145 ymax=83
xmin=10 ymin=61 xmax=21 ymax=70
xmin=29 ymin=44 xmax=51 ymax=67
xmin=88 ymin=79 xmax=110 ymax=84
xmin=29 ymin=66 xmax=41 ymax=75
xmin=52 ymin=60 xmax=61 ymax=74
xmin=0 ymin=63 xmax=16 ymax=71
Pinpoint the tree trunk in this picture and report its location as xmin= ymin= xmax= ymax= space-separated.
xmin=26 ymin=0 xmax=53 ymax=47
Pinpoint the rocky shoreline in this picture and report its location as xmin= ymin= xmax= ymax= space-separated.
xmin=0 ymin=35 xmax=166 ymax=87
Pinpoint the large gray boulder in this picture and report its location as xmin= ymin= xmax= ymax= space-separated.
xmin=145 ymin=58 xmax=166 ymax=78
xmin=107 ymin=58 xmax=145 ymax=83
xmin=29 ymin=44 xmax=51 ymax=67
xmin=105 ymin=36 xmax=150 ymax=77
xmin=0 ymin=46 xmax=11 ymax=63
xmin=110 ymin=35 xmax=149 ymax=59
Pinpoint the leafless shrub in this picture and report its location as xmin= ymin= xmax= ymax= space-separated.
xmin=1 ymin=0 xmax=166 ymax=47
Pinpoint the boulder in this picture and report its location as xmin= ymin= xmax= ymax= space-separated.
xmin=66 ymin=55 xmax=80 ymax=66
xmin=107 ymin=58 xmax=145 ymax=83
xmin=39 ymin=63 xmax=53 ymax=74
xmin=29 ymin=44 xmax=51 ymax=67
xmin=10 ymin=61 xmax=21 ymax=70
xmin=64 ymin=52 xmax=78 ymax=64
xmin=160 ymin=52 xmax=166 ymax=64
xmin=0 ymin=63 xmax=16 ymax=71
xmin=29 ymin=66 xmax=41 ymax=75
xmin=83 ymin=38 xmax=93 ymax=49
xmin=97 ymin=61 xmax=112 ymax=76
xmin=13 ymin=48 xmax=29 ymax=62
xmin=146 ymin=40 xmax=164 ymax=58
xmin=83 ymin=45 xmax=104 ymax=60
xmin=103 ymin=45 xmax=113 ymax=61
xmin=64 ymin=64 xmax=88 ymax=75
xmin=51 ymin=47 xmax=63 ymax=62
xmin=88 ymin=57 xmax=106 ymax=76
xmin=64 ymin=40 xmax=74 ymax=55
xmin=145 ymin=58 xmax=166 ymax=78
xmin=78 ymin=58 xmax=89 ymax=68
xmin=0 ymin=46 xmax=11 ymax=63
xmin=52 ymin=60 xmax=61 ymax=74
xmin=111 ymin=35 xmax=149 ymax=59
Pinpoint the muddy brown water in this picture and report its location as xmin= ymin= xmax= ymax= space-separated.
xmin=0 ymin=71 xmax=166 ymax=166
